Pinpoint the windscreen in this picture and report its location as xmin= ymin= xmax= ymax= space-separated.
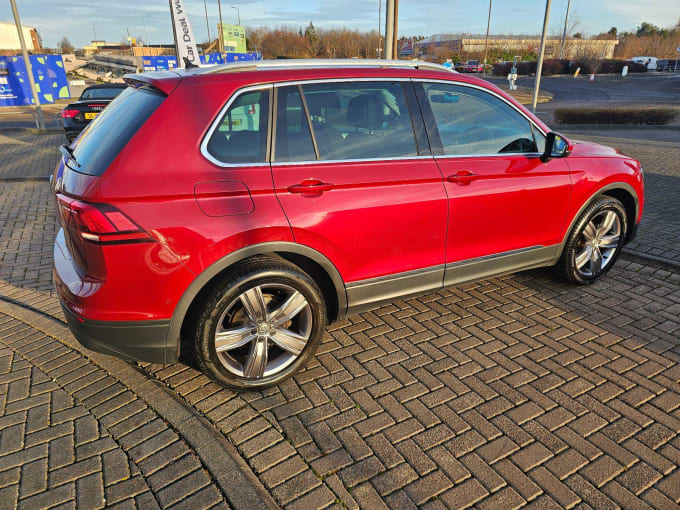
xmin=80 ymin=87 xmax=126 ymax=100
xmin=71 ymin=87 xmax=164 ymax=176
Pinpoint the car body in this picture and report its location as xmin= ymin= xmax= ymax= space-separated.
xmin=61 ymin=83 xmax=127 ymax=142
xmin=51 ymin=59 xmax=644 ymax=389
xmin=463 ymin=60 xmax=484 ymax=73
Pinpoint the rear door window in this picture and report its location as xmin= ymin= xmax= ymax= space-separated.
xmin=274 ymin=86 xmax=316 ymax=162
xmin=300 ymin=81 xmax=418 ymax=161
xmin=71 ymin=87 xmax=164 ymax=176
xmin=206 ymin=88 xmax=270 ymax=164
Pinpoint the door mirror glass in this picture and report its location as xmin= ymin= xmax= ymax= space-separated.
xmin=542 ymin=132 xmax=570 ymax=161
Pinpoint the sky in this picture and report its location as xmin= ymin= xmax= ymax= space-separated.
xmin=2 ymin=0 xmax=679 ymax=48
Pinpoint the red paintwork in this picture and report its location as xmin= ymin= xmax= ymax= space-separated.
xmin=51 ymin=65 xmax=643 ymax=325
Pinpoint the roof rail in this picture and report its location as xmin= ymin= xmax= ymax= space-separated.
xmin=197 ymin=58 xmax=456 ymax=75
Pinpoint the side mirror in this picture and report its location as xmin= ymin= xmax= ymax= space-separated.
xmin=541 ymin=132 xmax=571 ymax=162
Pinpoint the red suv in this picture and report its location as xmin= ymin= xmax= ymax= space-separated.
xmin=52 ymin=59 xmax=644 ymax=390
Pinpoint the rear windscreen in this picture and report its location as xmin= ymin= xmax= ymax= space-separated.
xmin=71 ymin=87 xmax=164 ymax=176
xmin=80 ymin=87 xmax=126 ymax=99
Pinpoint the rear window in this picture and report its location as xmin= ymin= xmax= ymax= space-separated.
xmin=71 ymin=87 xmax=164 ymax=176
xmin=80 ymin=87 xmax=126 ymax=100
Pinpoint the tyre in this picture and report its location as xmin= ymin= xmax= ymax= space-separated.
xmin=558 ymin=196 xmax=627 ymax=285
xmin=193 ymin=255 xmax=326 ymax=390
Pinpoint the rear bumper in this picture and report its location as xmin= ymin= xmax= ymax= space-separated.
xmin=60 ymin=302 xmax=170 ymax=364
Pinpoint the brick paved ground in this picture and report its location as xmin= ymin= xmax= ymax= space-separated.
xmin=1 ymin=130 xmax=679 ymax=509
xmin=0 ymin=131 xmax=63 ymax=180
xmin=0 ymin=305 xmax=230 ymax=510
xmin=563 ymin=128 xmax=680 ymax=267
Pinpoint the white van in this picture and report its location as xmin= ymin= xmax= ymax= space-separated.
xmin=632 ymin=56 xmax=658 ymax=70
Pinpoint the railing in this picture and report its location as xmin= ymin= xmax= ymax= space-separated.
xmin=0 ymin=109 xmax=39 ymax=129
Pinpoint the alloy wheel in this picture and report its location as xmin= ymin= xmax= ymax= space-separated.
xmin=574 ymin=209 xmax=622 ymax=277
xmin=214 ymin=283 xmax=312 ymax=379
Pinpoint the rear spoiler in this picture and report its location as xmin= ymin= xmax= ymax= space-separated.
xmin=123 ymin=71 xmax=182 ymax=96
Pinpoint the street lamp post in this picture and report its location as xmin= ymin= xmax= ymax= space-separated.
xmin=559 ymin=0 xmax=571 ymax=59
xmin=9 ymin=0 xmax=44 ymax=130
xmin=531 ymin=0 xmax=552 ymax=113
xmin=230 ymin=6 xmax=240 ymax=26
xmin=204 ymin=0 xmax=211 ymax=43
xmin=217 ymin=0 xmax=224 ymax=53
xmin=483 ymin=0 xmax=492 ymax=78
xmin=143 ymin=16 xmax=150 ymax=56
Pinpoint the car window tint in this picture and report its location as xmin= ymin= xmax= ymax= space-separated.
xmin=206 ymin=89 xmax=269 ymax=164
xmin=423 ymin=83 xmax=538 ymax=156
xmin=301 ymin=81 xmax=417 ymax=161
xmin=80 ymin=87 xmax=126 ymax=100
xmin=274 ymin=86 xmax=316 ymax=162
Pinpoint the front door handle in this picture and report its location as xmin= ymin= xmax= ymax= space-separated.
xmin=447 ymin=171 xmax=479 ymax=185
xmin=288 ymin=179 xmax=334 ymax=194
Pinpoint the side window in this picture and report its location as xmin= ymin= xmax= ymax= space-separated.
xmin=301 ymin=81 xmax=418 ymax=161
xmin=206 ymin=89 xmax=269 ymax=164
xmin=423 ymin=83 xmax=539 ymax=156
xmin=274 ymin=86 xmax=316 ymax=162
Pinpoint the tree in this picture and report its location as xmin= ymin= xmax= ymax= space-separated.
xmin=636 ymin=22 xmax=660 ymax=37
xmin=57 ymin=36 xmax=74 ymax=54
xmin=608 ymin=27 xmax=618 ymax=37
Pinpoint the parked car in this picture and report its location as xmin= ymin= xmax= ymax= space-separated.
xmin=655 ymin=59 xmax=678 ymax=72
xmin=60 ymin=83 xmax=127 ymax=142
xmin=464 ymin=60 xmax=484 ymax=73
xmin=51 ymin=59 xmax=644 ymax=390
xmin=631 ymin=56 xmax=658 ymax=71
xmin=453 ymin=62 xmax=466 ymax=72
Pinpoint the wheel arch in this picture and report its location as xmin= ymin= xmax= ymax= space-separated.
xmin=557 ymin=182 xmax=640 ymax=260
xmin=167 ymin=242 xmax=348 ymax=363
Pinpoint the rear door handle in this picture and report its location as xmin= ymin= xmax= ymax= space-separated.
xmin=447 ymin=171 xmax=479 ymax=185
xmin=288 ymin=179 xmax=334 ymax=194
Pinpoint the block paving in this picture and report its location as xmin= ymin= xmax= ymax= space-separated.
xmin=0 ymin=129 xmax=679 ymax=508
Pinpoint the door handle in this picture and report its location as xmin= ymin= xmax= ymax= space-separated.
xmin=288 ymin=179 xmax=334 ymax=194
xmin=447 ymin=171 xmax=479 ymax=185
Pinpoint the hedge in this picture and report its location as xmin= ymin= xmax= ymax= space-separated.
xmin=492 ymin=59 xmax=647 ymax=77
xmin=554 ymin=107 xmax=678 ymax=125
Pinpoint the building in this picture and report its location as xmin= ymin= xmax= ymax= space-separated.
xmin=0 ymin=21 xmax=41 ymax=52
xmin=414 ymin=34 xmax=619 ymax=59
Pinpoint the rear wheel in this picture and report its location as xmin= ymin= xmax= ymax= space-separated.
xmin=558 ymin=196 xmax=627 ymax=285
xmin=193 ymin=256 xmax=326 ymax=390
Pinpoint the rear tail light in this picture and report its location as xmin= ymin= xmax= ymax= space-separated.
xmin=56 ymin=194 xmax=153 ymax=244
xmin=61 ymin=109 xmax=79 ymax=118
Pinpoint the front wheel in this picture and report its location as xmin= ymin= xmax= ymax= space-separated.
xmin=558 ymin=196 xmax=627 ymax=285
xmin=193 ymin=256 xmax=326 ymax=390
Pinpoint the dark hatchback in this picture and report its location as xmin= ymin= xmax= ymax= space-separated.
xmin=61 ymin=84 xmax=127 ymax=142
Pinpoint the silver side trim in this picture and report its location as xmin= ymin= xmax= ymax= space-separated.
xmin=198 ymin=58 xmax=457 ymax=75
xmin=344 ymin=244 xmax=560 ymax=316
xmin=444 ymin=244 xmax=559 ymax=287
xmin=200 ymin=77 xmax=547 ymax=168
xmin=346 ymin=264 xmax=445 ymax=316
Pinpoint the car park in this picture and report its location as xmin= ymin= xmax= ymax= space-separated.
xmin=51 ymin=59 xmax=644 ymax=390
xmin=60 ymin=83 xmax=127 ymax=142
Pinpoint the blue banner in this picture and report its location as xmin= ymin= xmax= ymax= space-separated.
xmin=141 ymin=52 xmax=262 ymax=72
xmin=0 ymin=55 xmax=71 ymax=107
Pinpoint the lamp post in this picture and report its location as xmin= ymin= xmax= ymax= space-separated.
xmin=483 ymin=0 xmax=492 ymax=77
xmin=217 ymin=0 xmax=224 ymax=53
xmin=9 ymin=0 xmax=44 ymax=130
xmin=559 ymin=0 xmax=571 ymax=59
xmin=230 ymin=6 xmax=240 ymax=26
xmin=204 ymin=0 xmax=211 ymax=43
xmin=531 ymin=0 xmax=552 ymax=113
xmin=143 ymin=15 xmax=150 ymax=55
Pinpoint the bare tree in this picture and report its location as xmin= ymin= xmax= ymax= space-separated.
xmin=57 ymin=36 xmax=75 ymax=54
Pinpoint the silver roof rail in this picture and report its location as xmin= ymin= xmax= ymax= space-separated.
xmin=197 ymin=58 xmax=456 ymax=75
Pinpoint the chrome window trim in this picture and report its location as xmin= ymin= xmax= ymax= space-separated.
xmin=200 ymin=83 xmax=273 ymax=169
xmin=413 ymin=78 xmax=548 ymax=138
xmin=200 ymin=77 xmax=548 ymax=168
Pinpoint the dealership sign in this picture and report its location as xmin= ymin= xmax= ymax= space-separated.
xmin=169 ymin=0 xmax=199 ymax=68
